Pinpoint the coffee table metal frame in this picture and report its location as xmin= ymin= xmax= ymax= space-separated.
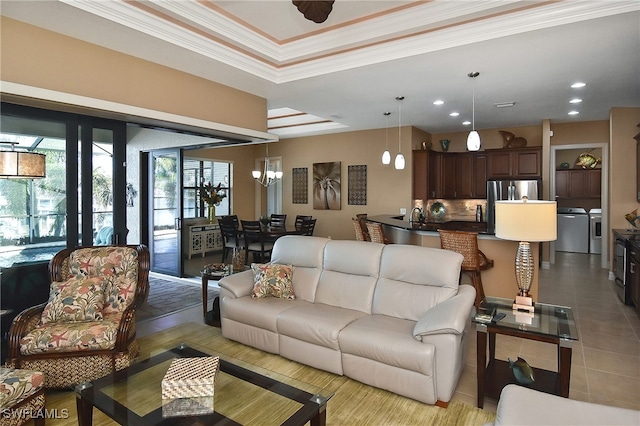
xmin=474 ymin=296 xmax=579 ymax=408
xmin=75 ymin=344 xmax=331 ymax=426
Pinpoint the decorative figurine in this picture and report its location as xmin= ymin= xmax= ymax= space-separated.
xmin=508 ymin=357 xmax=535 ymax=385
xmin=575 ymin=152 xmax=601 ymax=169
xmin=499 ymin=130 xmax=527 ymax=148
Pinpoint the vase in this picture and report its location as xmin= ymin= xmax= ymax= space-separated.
xmin=232 ymin=247 xmax=245 ymax=273
xmin=208 ymin=205 xmax=217 ymax=223
xmin=440 ymin=139 xmax=450 ymax=152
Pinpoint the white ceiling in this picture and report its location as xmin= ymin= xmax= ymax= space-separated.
xmin=2 ymin=1 xmax=639 ymax=139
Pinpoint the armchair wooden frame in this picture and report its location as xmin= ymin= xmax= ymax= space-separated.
xmin=5 ymin=245 xmax=150 ymax=389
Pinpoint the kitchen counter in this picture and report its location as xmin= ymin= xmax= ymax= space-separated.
xmin=367 ymin=214 xmax=489 ymax=234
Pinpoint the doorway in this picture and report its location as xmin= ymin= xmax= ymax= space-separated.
xmin=550 ymin=143 xmax=609 ymax=270
xmin=148 ymin=149 xmax=183 ymax=276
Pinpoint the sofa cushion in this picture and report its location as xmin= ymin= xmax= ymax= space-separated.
xmin=339 ymin=314 xmax=435 ymax=375
xmin=103 ymin=276 xmax=137 ymax=314
xmin=222 ymin=297 xmax=310 ymax=333
xmin=21 ymin=312 xmax=123 ymax=354
xmin=277 ymin=304 xmax=367 ymax=350
xmin=373 ymin=245 xmax=463 ymax=321
xmin=251 ymin=263 xmax=295 ymax=299
xmin=315 ymin=240 xmax=383 ymax=313
xmin=270 ymin=236 xmax=330 ymax=302
xmin=41 ymin=276 xmax=106 ymax=324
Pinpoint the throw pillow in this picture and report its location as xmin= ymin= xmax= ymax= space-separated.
xmin=251 ymin=263 xmax=295 ymax=299
xmin=41 ymin=276 xmax=106 ymax=324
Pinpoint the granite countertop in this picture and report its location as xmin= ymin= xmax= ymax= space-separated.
xmin=367 ymin=214 xmax=489 ymax=234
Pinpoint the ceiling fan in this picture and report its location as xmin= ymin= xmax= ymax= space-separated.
xmin=292 ymin=0 xmax=335 ymax=23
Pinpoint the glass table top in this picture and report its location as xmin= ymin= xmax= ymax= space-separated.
xmin=473 ymin=296 xmax=579 ymax=341
xmin=76 ymin=344 xmax=334 ymax=425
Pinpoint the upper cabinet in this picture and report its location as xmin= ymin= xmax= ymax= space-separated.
xmin=486 ymin=147 xmax=542 ymax=179
xmin=556 ymin=168 xmax=601 ymax=199
xmin=412 ymin=150 xmax=487 ymax=200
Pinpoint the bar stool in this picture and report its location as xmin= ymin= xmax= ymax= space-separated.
xmin=366 ymin=222 xmax=391 ymax=244
xmin=438 ymin=230 xmax=493 ymax=307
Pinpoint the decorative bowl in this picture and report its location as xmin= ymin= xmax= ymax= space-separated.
xmin=430 ymin=202 xmax=446 ymax=219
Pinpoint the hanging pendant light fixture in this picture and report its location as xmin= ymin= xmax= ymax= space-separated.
xmin=467 ymin=72 xmax=481 ymax=151
xmin=0 ymin=142 xmax=46 ymax=178
xmin=252 ymin=143 xmax=283 ymax=187
xmin=394 ymin=96 xmax=405 ymax=170
xmin=381 ymin=111 xmax=391 ymax=165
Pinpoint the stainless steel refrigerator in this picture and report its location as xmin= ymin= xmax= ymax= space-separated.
xmin=486 ymin=179 xmax=541 ymax=234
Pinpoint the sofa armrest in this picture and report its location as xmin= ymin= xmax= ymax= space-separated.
xmin=495 ymin=384 xmax=640 ymax=425
xmin=413 ymin=284 xmax=475 ymax=340
xmin=218 ymin=270 xmax=255 ymax=298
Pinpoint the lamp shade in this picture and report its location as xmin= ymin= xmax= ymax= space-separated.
xmin=467 ymin=130 xmax=481 ymax=151
xmin=0 ymin=151 xmax=46 ymax=178
xmin=495 ymin=200 xmax=557 ymax=242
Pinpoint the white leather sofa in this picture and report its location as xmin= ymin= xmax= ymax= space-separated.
xmin=489 ymin=384 xmax=640 ymax=425
xmin=219 ymin=235 xmax=475 ymax=406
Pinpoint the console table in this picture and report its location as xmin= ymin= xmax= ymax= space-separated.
xmin=187 ymin=224 xmax=223 ymax=259
xmin=474 ymin=297 xmax=579 ymax=408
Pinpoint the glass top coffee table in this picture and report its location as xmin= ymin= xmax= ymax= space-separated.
xmin=75 ymin=344 xmax=333 ymax=426
xmin=473 ymin=296 xmax=579 ymax=408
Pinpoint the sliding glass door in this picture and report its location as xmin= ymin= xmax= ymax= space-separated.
xmin=149 ymin=149 xmax=183 ymax=276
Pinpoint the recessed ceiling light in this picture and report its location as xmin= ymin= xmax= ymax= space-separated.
xmin=571 ymin=82 xmax=586 ymax=88
xmin=570 ymin=98 xmax=582 ymax=104
xmin=462 ymin=121 xmax=471 ymax=126
xmin=568 ymin=111 xmax=580 ymax=115
xmin=449 ymin=112 xmax=459 ymax=117
xmin=433 ymin=100 xmax=444 ymax=105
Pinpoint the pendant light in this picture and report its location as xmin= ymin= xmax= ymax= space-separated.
xmin=467 ymin=72 xmax=481 ymax=151
xmin=394 ymin=96 xmax=405 ymax=170
xmin=381 ymin=112 xmax=391 ymax=165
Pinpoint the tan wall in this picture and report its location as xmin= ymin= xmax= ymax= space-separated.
xmin=550 ymin=120 xmax=610 ymax=145
xmin=0 ymin=17 xmax=267 ymax=131
xmin=431 ymin=125 xmax=542 ymax=152
xmin=263 ymin=127 xmax=425 ymax=241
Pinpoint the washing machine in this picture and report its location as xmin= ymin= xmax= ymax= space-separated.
xmin=556 ymin=208 xmax=589 ymax=253
xmin=589 ymin=208 xmax=602 ymax=254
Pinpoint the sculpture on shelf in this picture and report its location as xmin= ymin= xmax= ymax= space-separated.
xmin=509 ymin=357 xmax=535 ymax=385
xmin=575 ymin=152 xmax=601 ymax=169
xmin=625 ymin=209 xmax=639 ymax=229
xmin=499 ymin=130 xmax=527 ymax=148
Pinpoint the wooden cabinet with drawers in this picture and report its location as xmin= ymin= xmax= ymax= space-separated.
xmin=413 ymin=150 xmax=488 ymax=200
xmin=187 ymin=223 xmax=223 ymax=259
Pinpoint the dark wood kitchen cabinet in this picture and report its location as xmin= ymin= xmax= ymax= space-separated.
xmin=455 ymin=153 xmax=487 ymax=199
xmin=486 ymin=147 xmax=541 ymax=179
xmin=413 ymin=150 xmax=486 ymax=200
xmin=412 ymin=150 xmax=429 ymax=201
xmin=555 ymin=169 xmax=601 ymax=199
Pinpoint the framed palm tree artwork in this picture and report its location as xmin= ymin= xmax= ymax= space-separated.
xmin=313 ymin=161 xmax=341 ymax=210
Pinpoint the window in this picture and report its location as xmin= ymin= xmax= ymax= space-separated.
xmin=183 ymin=159 xmax=232 ymax=218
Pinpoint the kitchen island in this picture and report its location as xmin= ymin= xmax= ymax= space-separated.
xmin=367 ymin=215 xmax=541 ymax=301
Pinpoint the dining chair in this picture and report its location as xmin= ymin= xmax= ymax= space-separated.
xmin=299 ymin=218 xmax=317 ymax=236
xmin=366 ymin=222 xmax=391 ymax=244
xmin=295 ymin=215 xmax=313 ymax=232
xmin=438 ymin=230 xmax=494 ymax=307
xmin=219 ymin=215 xmax=245 ymax=263
xmin=241 ymin=220 xmax=274 ymax=264
xmin=270 ymin=214 xmax=287 ymax=231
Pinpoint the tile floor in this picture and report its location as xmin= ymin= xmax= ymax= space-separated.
xmin=138 ymin=252 xmax=640 ymax=414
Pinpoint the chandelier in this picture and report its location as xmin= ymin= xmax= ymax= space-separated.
xmin=0 ymin=142 xmax=46 ymax=178
xmin=252 ymin=144 xmax=283 ymax=187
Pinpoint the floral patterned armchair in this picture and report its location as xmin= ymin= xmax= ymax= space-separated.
xmin=5 ymin=245 xmax=149 ymax=389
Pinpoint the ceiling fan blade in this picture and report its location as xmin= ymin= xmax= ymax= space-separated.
xmin=292 ymin=0 xmax=335 ymax=24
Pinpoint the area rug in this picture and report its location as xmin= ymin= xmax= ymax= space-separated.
xmin=41 ymin=322 xmax=496 ymax=425
xmin=140 ymin=323 xmax=496 ymax=425
xmin=136 ymin=277 xmax=218 ymax=322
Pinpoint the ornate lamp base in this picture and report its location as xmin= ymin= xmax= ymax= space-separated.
xmin=512 ymin=241 xmax=535 ymax=312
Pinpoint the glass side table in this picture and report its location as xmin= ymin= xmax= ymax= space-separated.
xmin=473 ymin=296 xmax=579 ymax=408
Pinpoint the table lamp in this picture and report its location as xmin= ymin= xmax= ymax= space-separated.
xmin=495 ymin=197 xmax=557 ymax=312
